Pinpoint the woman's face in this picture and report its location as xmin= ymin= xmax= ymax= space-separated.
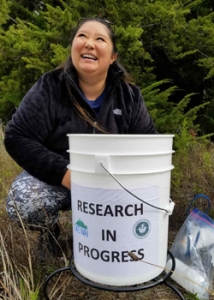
xmin=71 ymin=21 xmax=117 ymax=79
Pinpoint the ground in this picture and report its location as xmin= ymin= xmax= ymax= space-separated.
xmin=41 ymin=212 xmax=214 ymax=300
xmin=1 ymin=210 xmax=213 ymax=299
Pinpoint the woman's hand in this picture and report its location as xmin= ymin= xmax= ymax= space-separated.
xmin=61 ymin=170 xmax=71 ymax=189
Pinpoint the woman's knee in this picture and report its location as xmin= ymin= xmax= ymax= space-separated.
xmin=6 ymin=171 xmax=70 ymax=227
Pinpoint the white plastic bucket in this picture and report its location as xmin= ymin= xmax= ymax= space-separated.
xmin=67 ymin=134 xmax=175 ymax=286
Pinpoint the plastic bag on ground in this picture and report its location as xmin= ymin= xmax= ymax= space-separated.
xmin=166 ymin=208 xmax=214 ymax=300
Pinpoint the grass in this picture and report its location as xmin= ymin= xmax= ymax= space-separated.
xmin=0 ymin=123 xmax=72 ymax=299
xmin=0 ymin=124 xmax=22 ymax=200
xmin=170 ymin=137 xmax=214 ymax=229
xmin=0 ymin=224 xmax=40 ymax=300
xmin=0 ymin=124 xmax=42 ymax=299
xmin=0 ymin=122 xmax=214 ymax=299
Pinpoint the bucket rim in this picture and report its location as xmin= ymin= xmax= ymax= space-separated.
xmin=67 ymin=134 xmax=175 ymax=138
xmin=67 ymin=164 xmax=174 ymax=174
xmin=67 ymin=150 xmax=175 ymax=155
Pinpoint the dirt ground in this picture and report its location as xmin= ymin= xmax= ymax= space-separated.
xmin=44 ymin=272 xmax=190 ymax=300
xmin=42 ymin=213 xmax=214 ymax=300
xmin=43 ymin=232 xmax=214 ymax=300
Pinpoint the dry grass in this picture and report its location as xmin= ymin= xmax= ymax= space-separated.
xmin=0 ymin=124 xmax=71 ymax=299
xmin=0 ymin=222 xmax=40 ymax=299
xmin=170 ymin=140 xmax=214 ymax=230
xmin=0 ymin=124 xmax=39 ymax=299
xmin=0 ymin=124 xmax=22 ymax=200
xmin=1 ymin=123 xmax=214 ymax=299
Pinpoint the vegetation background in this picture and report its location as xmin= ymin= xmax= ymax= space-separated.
xmin=1 ymin=0 xmax=214 ymax=299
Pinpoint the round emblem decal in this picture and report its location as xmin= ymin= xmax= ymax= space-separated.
xmin=133 ymin=219 xmax=151 ymax=239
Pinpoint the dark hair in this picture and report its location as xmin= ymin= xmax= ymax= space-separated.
xmin=57 ymin=18 xmax=132 ymax=132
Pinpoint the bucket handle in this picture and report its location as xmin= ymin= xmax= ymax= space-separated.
xmin=100 ymin=162 xmax=174 ymax=214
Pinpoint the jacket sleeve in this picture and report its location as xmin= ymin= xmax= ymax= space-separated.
xmin=4 ymin=72 xmax=69 ymax=185
xmin=129 ymin=86 xmax=158 ymax=134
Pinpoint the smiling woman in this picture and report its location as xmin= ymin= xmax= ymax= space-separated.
xmin=71 ymin=20 xmax=117 ymax=91
xmin=4 ymin=17 xmax=157 ymax=254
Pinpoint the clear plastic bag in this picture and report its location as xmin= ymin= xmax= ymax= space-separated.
xmin=166 ymin=196 xmax=214 ymax=300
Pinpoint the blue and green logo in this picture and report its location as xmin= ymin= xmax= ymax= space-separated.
xmin=133 ymin=219 xmax=151 ymax=239
xmin=75 ymin=219 xmax=88 ymax=237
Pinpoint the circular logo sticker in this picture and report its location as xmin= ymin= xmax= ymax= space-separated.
xmin=133 ymin=219 xmax=151 ymax=239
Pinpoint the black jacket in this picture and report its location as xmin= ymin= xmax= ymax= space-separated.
xmin=4 ymin=64 xmax=157 ymax=185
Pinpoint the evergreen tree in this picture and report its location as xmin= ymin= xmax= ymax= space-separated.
xmin=140 ymin=0 xmax=214 ymax=133
xmin=0 ymin=0 xmax=214 ymax=136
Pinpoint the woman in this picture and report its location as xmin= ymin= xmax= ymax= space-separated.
xmin=4 ymin=18 xmax=157 ymax=254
